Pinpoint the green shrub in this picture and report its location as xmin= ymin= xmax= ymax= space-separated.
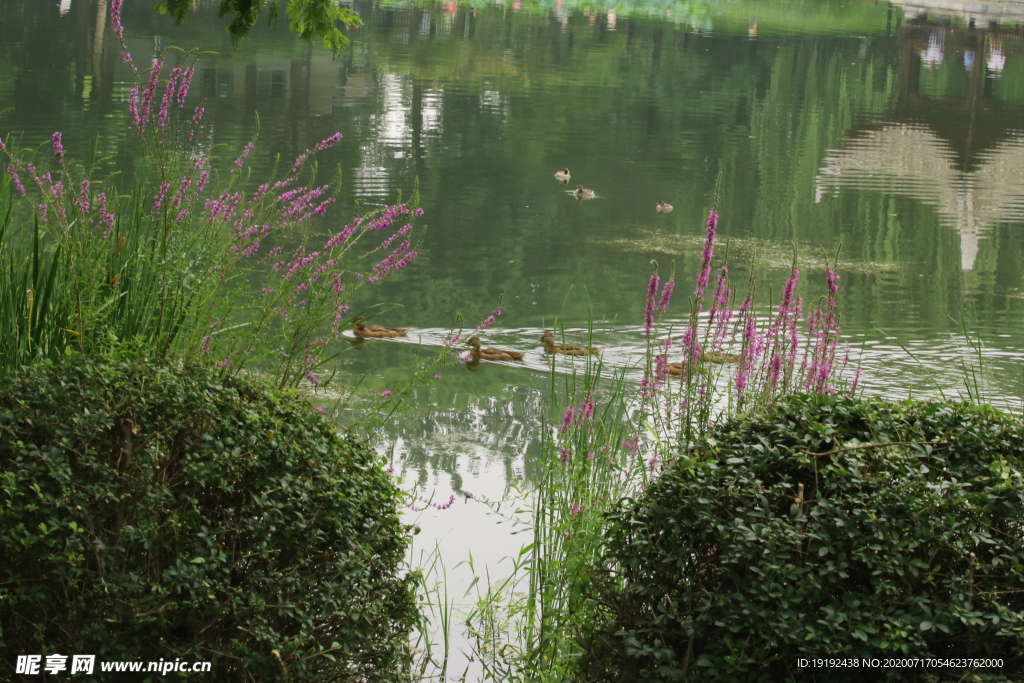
xmin=589 ymin=394 xmax=1024 ymax=682
xmin=0 ymin=355 xmax=417 ymax=681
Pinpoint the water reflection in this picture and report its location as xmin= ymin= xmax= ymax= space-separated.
xmin=815 ymin=8 xmax=1024 ymax=271
xmin=895 ymin=0 xmax=1024 ymax=27
xmin=6 ymin=2 xmax=1023 ymax=444
xmin=379 ymin=319 xmax=1024 ymax=505
xmin=816 ymin=125 xmax=1024 ymax=270
xmin=5 ymin=0 xmax=1023 ymax=410
xmin=7 ymin=1 xmax=1024 ymax=677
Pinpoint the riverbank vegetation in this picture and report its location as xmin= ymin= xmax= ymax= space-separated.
xmin=0 ymin=2 xmax=427 ymax=393
xmin=0 ymin=355 xmax=418 ymax=680
xmin=592 ymin=394 xmax=1024 ymax=680
xmin=3 ymin=3 xmax=1024 ymax=682
xmin=461 ymin=211 xmax=1024 ymax=682
xmin=0 ymin=4 xmax=434 ymax=679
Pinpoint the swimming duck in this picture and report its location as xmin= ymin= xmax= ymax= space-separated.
xmin=661 ymin=352 xmax=740 ymax=374
xmin=574 ymin=185 xmax=595 ymax=199
xmin=538 ymin=332 xmax=601 ymax=356
xmin=352 ymin=316 xmax=410 ymax=338
xmin=703 ymin=351 xmax=740 ymax=364
xmin=466 ymin=336 xmax=526 ymax=361
xmin=554 ymin=168 xmax=571 ymax=182
xmin=656 ymin=201 xmax=674 ymax=214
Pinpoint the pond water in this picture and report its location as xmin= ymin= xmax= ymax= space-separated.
xmin=3 ymin=0 xmax=1024 ymax=677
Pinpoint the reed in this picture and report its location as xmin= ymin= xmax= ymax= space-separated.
xmin=466 ymin=208 xmax=861 ymax=681
xmin=0 ymin=2 xmax=425 ymax=392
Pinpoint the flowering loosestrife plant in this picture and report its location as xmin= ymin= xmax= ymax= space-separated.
xmin=466 ymin=213 xmax=862 ymax=680
xmin=637 ymin=208 xmax=858 ymax=451
xmin=0 ymin=2 xmax=425 ymax=389
xmin=465 ymin=318 xmax=651 ymax=679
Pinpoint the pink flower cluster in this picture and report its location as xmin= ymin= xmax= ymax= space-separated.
xmin=120 ymin=51 xmax=199 ymax=138
xmin=51 ymin=132 xmax=64 ymax=160
xmin=290 ymin=133 xmax=344 ymax=173
xmin=559 ymin=394 xmax=595 ymax=435
xmin=638 ymin=208 xmax=857 ymax=418
xmin=109 ymin=0 xmax=135 ymax=72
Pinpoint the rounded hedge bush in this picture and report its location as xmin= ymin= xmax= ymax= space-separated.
xmin=589 ymin=394 xmax=1024 ymax=682
xmin=0 ymin=356 xmax=417 ymax=681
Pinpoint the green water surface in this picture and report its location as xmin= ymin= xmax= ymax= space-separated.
xmin=3 ymin=0 xmax=1024 ymax=674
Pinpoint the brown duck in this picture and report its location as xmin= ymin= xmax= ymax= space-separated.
xmin=538 ymin=332 xmax=601 ymax=356
xmin=703 ymin=351 xmax=740 ymax=364
xmin=352 ymin=316 xmax=410 ymax=338
xmin=663 ymin=352 xmax=740 ymax=375
xmin=466 ymin=336 xmax=526 ymax=361
xmin=665 ymin=361 xmax=684 ymax=376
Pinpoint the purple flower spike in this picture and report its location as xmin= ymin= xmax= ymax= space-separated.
xmin=157 ymin=67 xmax=181 ymax=130
xmin=694 ymin=209 xmax=719 ymax=307
xmin=51 ymin=132 xmax=64 ymax=160
xmin=657 ymin=276 xmax=675 ymax=314
xmin=644 ymin=270 xmax=660 ymax=337
xmin=176 ymin=66 xmax=195 ymax=105
xmin=561 ymin=405 xmax=576 ymax=433
xmin=233 ymin=142 xmax=254 ymax=170
xmin=7 ymin=166 xmax=26 ymax=197
xmin=109 ymin=0 xmax=136 ymax=71
xmin=137 ymin=60 xmax=164 ymax=135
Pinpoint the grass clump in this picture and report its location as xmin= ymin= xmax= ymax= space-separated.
xmin=0 ymin=354 xmax=418 ymax=681
xmin=468 ymin=206 xmax=1024 ymax=683
xmin=0 ymin=1 xmax=426 ymax=390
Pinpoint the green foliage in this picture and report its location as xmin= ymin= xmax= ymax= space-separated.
xmin=156 ymin=0 xmax=361 ymax=51
xmin=467 ymin=339 xmax=642 ymax=682
xmin=589 ymin=394 xmax=1024 ymax=682
xmin=0 ymin=60 xmax=425 ymax=389
xmin=0 ymin=355 xmax=417 ymax=681
xmin=0 ymin=175 xmax=71 ymax=369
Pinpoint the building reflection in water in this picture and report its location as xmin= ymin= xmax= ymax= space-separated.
xmin=817 ymin=3 xmax=1024 ymax=270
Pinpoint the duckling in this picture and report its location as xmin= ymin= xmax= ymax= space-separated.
xmin=661 ymin=352 xmax=739 ymax=374
xmin=656 ymin=201 xmax=674 ymax=214
xmin=352 ymin=316 xmax=410 ymax=338
xmin=574 ymin=185 xmax=596 ymax=199
xmin=554 ymin=168 xmax=571 ymax=183
xmin=466 ymin=336 xmax=526 ymax=361
xmin=703 ymin=351 xmax=741 ymax=364
xmin=538 ymin=332 xmax=601 ymax=356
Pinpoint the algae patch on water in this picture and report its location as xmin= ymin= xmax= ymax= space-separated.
xmin=602 ymin=230 xmax=899 ymax=275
